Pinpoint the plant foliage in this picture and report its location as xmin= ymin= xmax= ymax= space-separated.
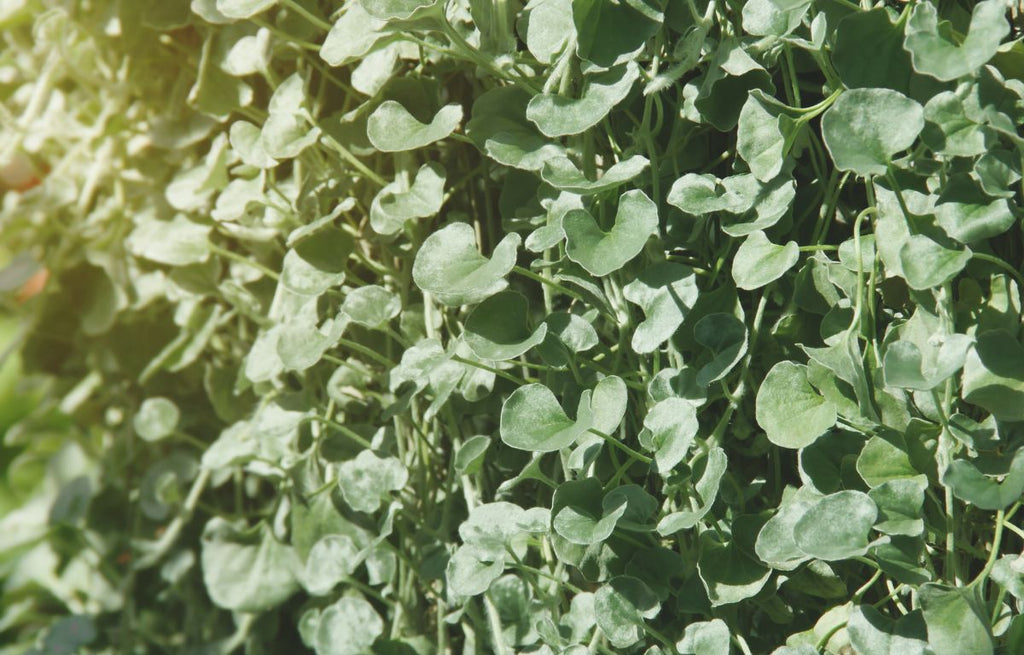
xmin=2 ymin=0 xmax=1024 ymax=653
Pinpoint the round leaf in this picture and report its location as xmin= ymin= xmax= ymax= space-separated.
xmin=314 ymin=596 xmax=385 ymax=655
xmin=341 ymin=285 xmax=401 ymax=329
xmin=793 ymin=490 xmax=878 ymax=561
xmin=499 ymin=383 xmax=588 ymax=453
xmin=755 ymin=361 xmax=837 ymax=449
xmin=134 ymin=397 xmax=180 ymax=442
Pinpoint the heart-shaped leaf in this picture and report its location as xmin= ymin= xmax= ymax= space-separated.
xmin=527 ymin=63 xmax=639 ymax=137
xmin=412 ymin=222 xmax=519 ymax=306
xmin=370 ymin=162 xmax=446 ymax=235
xmin=622 ymin=262 xmax=699 ymax=354
xmin=564 ymin=189 xmax=658 ymax=276
xmin=731 ymin=230 xmax=799 ymax=290
xmin=904 ymin=0 xmax=1009 ymax=82
xmin=464 ymin=291 xmax=548 ymax=361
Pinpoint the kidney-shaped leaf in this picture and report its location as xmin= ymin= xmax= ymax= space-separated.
xmin=201 ymin=518 xmax=301 ymax=612
xmin=942 ymin=448 xmax=1024 ymax=511
xmin=527 ymin=63 xmax=639 ymax=137
xmin=464 ymin=291 xmax=548 ymax=361
xmin=847 ymin=605 xmax=930 ymax=655
xmin=541 ymin=155 xmax=649 ymax=195
xmin=640 ymin=398 xmax=698 ymax=474
xmin=367 ymin=101 xmax=463 ymax=152
xmin=822 ymin=89 xmax=923 ymax=176
xmin=412 ymin=222 xmax=520 ymax=306
xmin=694 ymin=313 xmax=748 ymax=386
xmin=594 ymin=576 xmax=660 ymax=648
xmin=500 ymin=383 xmax=589 ymax=453
xmin=731 ymin=230 xmax=799 ymax=290
xmin=904 ymin=0 xmax=1009 ymax=82
xmin=370 ymin=162 xmax=446 ymax=235
xmin=622 ymin=262 xmax=699 ymax=354
xmin=917 ymin=583 xmax=994 ymax=655
xmin=564 ymin=190 xmax=658 ymax=277
xmin=961 ymin=329 xmax=1024 ymax=421
xmin=552 ymin=478 xmax=628 ymax=545
xmin=341 ymin=285 xmax=401 ymax=329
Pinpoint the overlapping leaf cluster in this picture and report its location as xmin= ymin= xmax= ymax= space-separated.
xmin=1 ymin=0 xmax=1024 ymax=653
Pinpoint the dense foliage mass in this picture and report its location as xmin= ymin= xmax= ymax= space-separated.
xmin=2 ymin=0 xmax=1024 ymax=653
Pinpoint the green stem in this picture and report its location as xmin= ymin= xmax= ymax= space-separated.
xmin=587 ymin=428 xmax=652 ymax=465
xmin=320 ymin=132 xmax=389 ymax=187
xmin=971 ymin=251 xmax=1024 ymax=289
xmin=209 ymin=243 xmax=280 ymax=281
xmin=512 ymin=266 xmax=583 ymax=302
xmin=306 ymin=414 xmax=374 ymax=449
xmin=452 ymin=354 xmax=530 ymax=386
xmin=970 ymin=502 xmax=1019 ymax=589
xmin=280 ymin=0 xmax=333 ymax=31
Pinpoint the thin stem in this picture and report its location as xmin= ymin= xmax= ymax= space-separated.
xmin=970 ymin=502 xmax=1018 ymax=589
xmin=209 ymin=243 xmax=280 ymax=281
xmin=512 ymin=266 xmax=583 ymax=302
xmin=280 ymin=0 xmax=333 ymax=31
xmin=451 ymin=354 xmax=530 ymax=386
xmin=320 ymin=132 xmax=388 ymax=186
xmin=587 ymin=428 xmax=652 ymax=465
xmin=972 ymin=251 xmax=1024 ymax=289
xmin=306 ymin=414 xmax=374 ymax=449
